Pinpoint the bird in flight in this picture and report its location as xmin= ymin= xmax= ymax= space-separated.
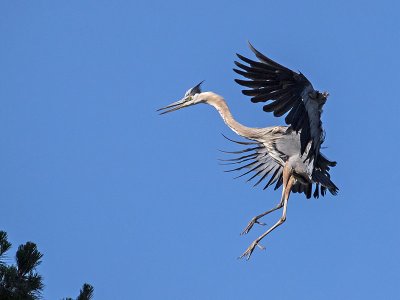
xmin=158 ymin=43 xmax=338 ymax=259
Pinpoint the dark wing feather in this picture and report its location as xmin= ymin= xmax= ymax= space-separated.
xmin=234 ymin=42 xmax=326 ymax=158
xmin=220 ymin=136 xmax=338 ymax=199
xmin=292 ymin=152 xmax=338 ymax=199
xmin=220 ymin=135 xmax=283 ymax=192
xmin=312 ymin=153 xmax=339 ymax=197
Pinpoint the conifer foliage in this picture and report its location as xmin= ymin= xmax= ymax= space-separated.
xmin=0 ymin=231 xmax=94 ymax=300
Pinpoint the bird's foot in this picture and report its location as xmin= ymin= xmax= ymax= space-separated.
xmin=240 ymin=217 xmax=266 ymax=235
xmin=238 ymin=240 xmax=265 ymax=260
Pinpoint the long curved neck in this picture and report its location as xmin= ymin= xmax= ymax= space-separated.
xmin=201 ymin=92 xmax=261 ymax=139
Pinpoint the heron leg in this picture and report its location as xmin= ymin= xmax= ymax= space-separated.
xmin=240 ymin=202 xmax=284 ymax=235
xmin=239 ymin=169 xmax=295 ymax=260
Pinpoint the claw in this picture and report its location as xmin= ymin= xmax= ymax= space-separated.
xmin=256 ymin=243 xmax=266 ymax=250
xmin=240 ymin=218 xmax=267 ymax=235
xmin=238 ymin=240 xmax=264 ymax=260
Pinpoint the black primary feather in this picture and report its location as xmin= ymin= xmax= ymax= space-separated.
xmin=234 ymin=42 xmax=327 ymax=161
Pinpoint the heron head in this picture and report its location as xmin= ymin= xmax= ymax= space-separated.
xmin=158 ymin=81 xmax=204 ymax=114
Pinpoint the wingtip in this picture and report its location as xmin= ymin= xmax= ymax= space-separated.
xmin=247 ymin=41 xmax=261 ymax=57
xmin=247 ymin=40 xmax=255 ymax=51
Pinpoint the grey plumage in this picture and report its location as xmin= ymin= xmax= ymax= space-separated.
xmin=158 ymin=43 xmax=338 ymax=259
xmin=221 ymin=127 xmax=338 ymax=199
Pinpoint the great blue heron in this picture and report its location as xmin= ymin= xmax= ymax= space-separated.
xmin=158 ymin=43 xmax=338 ymax=259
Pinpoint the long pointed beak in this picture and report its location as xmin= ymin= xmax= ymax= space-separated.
xmin=157 ymin=97 xmax=190 ymax=115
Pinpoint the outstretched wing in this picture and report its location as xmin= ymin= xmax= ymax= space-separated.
xmin=220 ymin=135 xmax=284 ymax=192
xmin=220 ymin=133 xmax=338 ymax=199
xmin=234 ymin=43 xmax=325 ymax=158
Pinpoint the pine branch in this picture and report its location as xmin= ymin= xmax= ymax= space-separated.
xmin=0 ymin=231 xmax=12 ymax=264
xmin=76 ymin=283 xmax=94 ymax=300
xmin=1 ymin=231 xmax=93 ymax=300
xmin=16 ymin=242 xmax=43 ymax=277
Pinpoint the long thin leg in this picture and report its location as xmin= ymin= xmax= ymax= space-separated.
xmin=240 ymin=201 xmax=284 ymax=235
xmin=239 ymin=167 xmax=295 ymax=260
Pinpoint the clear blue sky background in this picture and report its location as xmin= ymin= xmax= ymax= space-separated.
xmin=1 ymin=1 xmax=399 ymax=299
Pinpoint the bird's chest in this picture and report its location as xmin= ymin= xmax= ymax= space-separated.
xmin=288 ymin=155 xmax=314 ymax=183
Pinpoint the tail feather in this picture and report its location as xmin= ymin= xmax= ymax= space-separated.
xmin=312 ymin=170 xmax=338 ymax=196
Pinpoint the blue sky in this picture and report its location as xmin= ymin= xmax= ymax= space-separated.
xmin=1 ymin=1 xmax=399 ymax=299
